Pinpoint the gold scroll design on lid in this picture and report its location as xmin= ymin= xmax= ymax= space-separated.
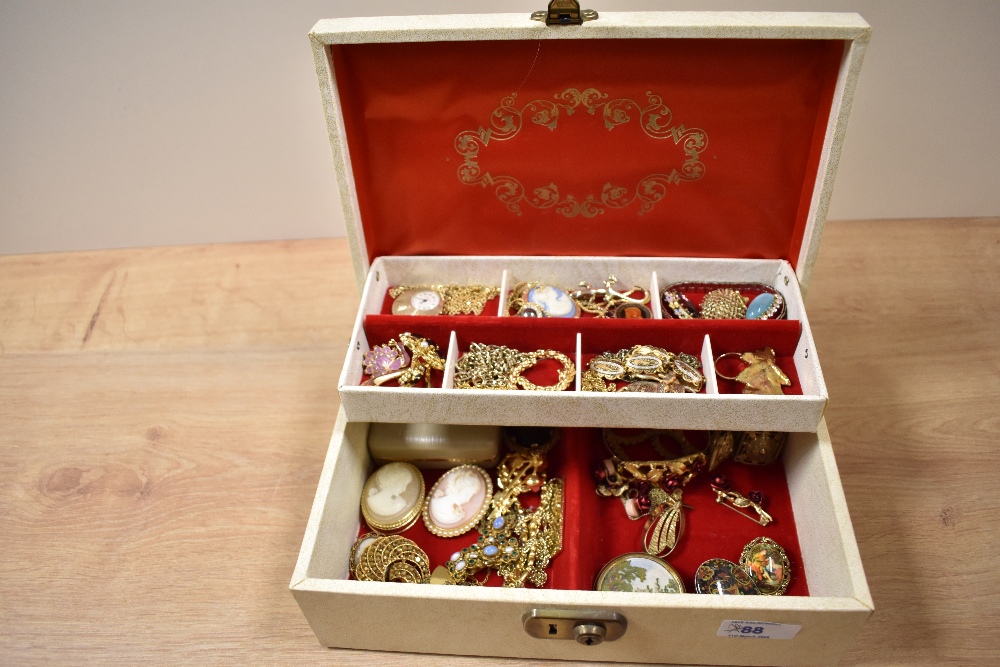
xmin=454 ymin=87 xmax=708 ymax=218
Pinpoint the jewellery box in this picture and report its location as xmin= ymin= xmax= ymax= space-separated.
xmin=291 ymin=10 xmax=873 ymax=666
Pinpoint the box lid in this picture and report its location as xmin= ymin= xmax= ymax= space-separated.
xmin=309 ymin=12 xmax=869 ymax=291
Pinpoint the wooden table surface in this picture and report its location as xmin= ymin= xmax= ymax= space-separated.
xmin=1 ymin=218 xmax=998 ymax=666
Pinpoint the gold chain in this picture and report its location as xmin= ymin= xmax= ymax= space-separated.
xmin=499 ymin=478 xmax=563 ymax=588
xmin=455 ymin=343 xmax=575 ymax=391
xmin=454 ymin=343 xmax=524 ymax=390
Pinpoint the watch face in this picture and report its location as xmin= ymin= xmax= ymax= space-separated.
xmin=392 ymin=288 xmax=443 ymax=315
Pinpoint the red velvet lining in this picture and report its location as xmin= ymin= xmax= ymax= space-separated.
xmin=363 ymin=315 xmax=803 ymax=393
xmin=354 ymin=428 xmax=809 ymax=596
xmin=330 ymin=38 xmax=844 ymax=267
xmin=377 ymin=286 xmax=649 ymax=319
xmin=713 ymin=344 xmax=802 ymax=397
xmin=379 ymin=290 xmax=502 ymax=318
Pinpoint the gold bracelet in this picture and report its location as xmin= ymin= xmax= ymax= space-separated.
xmin=582 ymin=369 xmax=615 ymax=392
xmin=511 ymin=350 xmax=575 ymax=392
xmin=602 ymin=429 xmax=698 ymax=462
xmin=585 ymin=345 xmax=704 ymax=393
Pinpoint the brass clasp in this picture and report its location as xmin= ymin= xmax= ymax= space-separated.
xmin=531 ymin=0 xmax=598 ymax=26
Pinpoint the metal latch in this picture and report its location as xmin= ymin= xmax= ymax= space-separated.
xmin=522 ymin=609 xmax=627 ymax=646
xmin=531 ymin=0 xmax=598 ymax=26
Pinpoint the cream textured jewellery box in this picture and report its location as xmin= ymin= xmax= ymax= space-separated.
xmin=291 ymin=10 xmax=872 ymax=666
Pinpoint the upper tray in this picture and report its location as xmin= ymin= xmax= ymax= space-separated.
xmin=337 ymin=255 xmax=827 ymax=431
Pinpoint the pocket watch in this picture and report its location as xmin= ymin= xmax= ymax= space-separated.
xmin=392 ymin=288 xmax=444 ymax=315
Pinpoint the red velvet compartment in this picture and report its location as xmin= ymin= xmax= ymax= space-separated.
xmin=713 ymin=344 xmax=802 ymax=396
xmin=330 ymin=38 xmax=843 ymax=267
xmin=379 ymin=289 xmax=502 ymax=318
xmin=362 ymin=315 xmax=803 ymax=393
xmin=360 ymin=328 xmax=451 ymax=389
xmin=355 ymin=428 xmax=809 ymax=596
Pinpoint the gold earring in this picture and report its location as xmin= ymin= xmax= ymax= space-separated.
xmin=643 ymin=488 xmax=686 ymax=557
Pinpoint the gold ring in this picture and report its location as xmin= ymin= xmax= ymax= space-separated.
xmin=713 ymin=352 xmax=744 ymax=381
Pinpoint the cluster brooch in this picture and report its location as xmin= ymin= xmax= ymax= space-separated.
xmin=351 ymin=535 xmax=431 ymax=584
xmin=362 ymin=333 xmax=445 ymax=387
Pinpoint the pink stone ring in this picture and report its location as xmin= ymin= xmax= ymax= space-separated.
xmin=362 ymin=340 xmax=410 ymax=386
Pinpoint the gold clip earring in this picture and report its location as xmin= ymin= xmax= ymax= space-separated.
xmin=710 ymin=475 xmax=773 ymax=526
xmin=643 ymin=488 xmax=686 ymax=557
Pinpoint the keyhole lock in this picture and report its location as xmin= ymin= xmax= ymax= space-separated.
xmin=523 ymin=609 xmax=627 ymax=644
xmin=573 ymin=623 xmax=607 ymax=646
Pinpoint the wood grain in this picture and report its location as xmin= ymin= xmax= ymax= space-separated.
xmin=1 ymin=220 xmax=998 ymax=665
xmin=810 ymin=218 xmax=1000 ymax=665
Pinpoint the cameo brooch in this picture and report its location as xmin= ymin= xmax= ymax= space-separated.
xmin=423 ymin=465 xmax=493 ymax=537
xmin=360 ymin=462 xmax=425 ymax=533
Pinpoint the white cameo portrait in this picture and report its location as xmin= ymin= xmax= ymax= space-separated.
xmin=365 ymin=462 xmax=418 ymax=522
xmin=528 ymin=285 xmax=576 ymax=317
xmin=428 ymin=467 xmax=486 ymax=529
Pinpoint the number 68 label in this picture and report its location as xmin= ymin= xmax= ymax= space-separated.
xmin=717 ymin=620 xmax=801 ymax=640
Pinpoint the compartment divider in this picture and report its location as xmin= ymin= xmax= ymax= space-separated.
xmin=574 ymin=332 xmax=583 ymax=392
xmin=497 ymin=269 xmax=510 ymax=317
xmin=442 ymin=330 xmax=459 ymax=389
xmin=650 ymin=270 xmax=663 ymax=319
xmin=701 ymin=334 xmax=719 ymax=395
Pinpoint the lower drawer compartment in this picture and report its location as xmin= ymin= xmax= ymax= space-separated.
xmin=291 ymin=410 xmax=871 ymax=666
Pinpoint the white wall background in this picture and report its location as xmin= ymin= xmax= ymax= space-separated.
xmin=1 ymin=0 xmax=998 ymax=255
